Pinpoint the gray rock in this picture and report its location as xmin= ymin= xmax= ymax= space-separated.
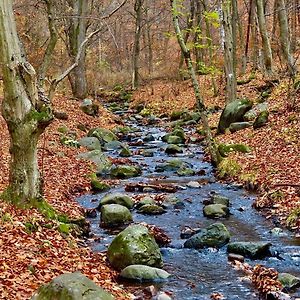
xmin=78 ymin=137 xmax=102 ymax=151
xmin=103 ymin=141 xmax=124 ymax=150
xmin=217 ymin=98 xmax=253 ymax=133
xmin=135 ymin=197 xmax=156 ymax=209
xmin=138 ymin=204 xmax=166 ymax=215
xmin=31 ymin=272 xmax=114 ymax=300
xmin=88 ymin=128 xmax=118 ymax=145
xmin=80 ymin=99 xmax=99 ymax=117
xmin=203 ymin=204 xmax=229 ymax=218
xmin=110 ymin=165 xmax=142 ymax=178
xmin=187 ymin=181 xmax=201 ymax=188
xmin=143 ymin=134 xmax=155 ymax=142
xmin=184 ymin=223 xmax=230 ymax=249
xmin=141 ymin=149 xmax=154 ymax=157
xmin=229 ymin=122 xmax=252 ymax=133
xmin=227 ymin=241 xmax=271 ymax=259
xmin=165 ymin=144 xmax=183 ymax=154
xmin=120 ymin=265 xmax=170 ymax=282
xmin=77 ymin=150 xmax=112 ymax=174
xmin=278 ymin=273 xmax=300 ymax=290
xmin=107 ymin=225 xmax=163 ymax=270
xmin=101 ymin=204 xmax=132 ymax=227
xmin=98 ymin=192 xmax=134 ymax=209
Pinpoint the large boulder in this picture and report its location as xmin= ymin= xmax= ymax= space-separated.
xmin=31 ymin=272 xmax=114 ymax=300
xmin=107 ymin=224 xmax=163 ymax=270
xmin=110 ymin=165 xmax=142 ymax=178
xmin=98 ymin=192 xmax=134 ymax=209
xmin=184 ymin=223 xmax=230 ymax=249
xmin=80 ymin=99 xmax=99 ymax=117
xmin=101 ymin=204 xmax=132 ymax=227
xmin=203 ymin=204 xmax=230 ymax=219
xmin=88 ymin=128 xmax=118 ymax=145
xmin=120 ymin=265 xmax=170 ymax=282
xmin=217 ymin=98 xmax=253 ymax=134
xmin=227 ymin=241 xmax=271 ymax=259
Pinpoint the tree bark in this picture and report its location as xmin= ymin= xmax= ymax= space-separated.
xmin=171 ymin=0 xmax=221 ymax=166
xmin=132 ymin=0 xmax=144 ymax=89
xmin=222 ymin=0 xmax=237 ymax=103
xmin=276 ymin=0 xmax=297 ymax=76
xmin=0 ymin=0 xmax=53 ymax=204
xmin=67 ymin=0 xmax=88 ymax=99
xmin=256 ymin=0 xmax=274 ymax=76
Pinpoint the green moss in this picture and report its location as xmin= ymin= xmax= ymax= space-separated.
xmin=218 ymin=143 xmax=251 ymax=157
xmin=217 ymin=158 xmax=241 ymax=178
xmin=58 ymin=223 xmax=70 ymax=235
xmin=24 ymin=221 xmax=39 ymax=233
xmin=287 ymin=208 xmax=300 ymax=228
xmin=91 ymin=178 xmax=110 ymax=192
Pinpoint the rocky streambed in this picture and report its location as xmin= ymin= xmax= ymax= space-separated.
xmin=77 ymin=105 xmax=300 ymax=300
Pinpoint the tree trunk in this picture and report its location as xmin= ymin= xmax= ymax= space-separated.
xmin=132 ymin=0 xmax=144 ymax=89
xmin=276 ymin=0 xmax=297 ymax=76
xmin=222 ymin=0 xmax=237 ymax=103
xmin=256 ymin=0 xmax=273 ymax=76
xmin=67 ymin=0 xmax=88 ymax=99
xmin=0 ymin=0 xmax=53 ymax=204
xmin=171 ymin=0 xmax=221 ymax=166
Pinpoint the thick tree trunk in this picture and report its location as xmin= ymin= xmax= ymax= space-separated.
xmin=276 ymin=0 xmax=297 ymax=76
xmin=171 ymin=0 xmax=221 ymax=166
xmin=67 ymin=0 xmax=88 ymax=99
xmin=256 ymin=0 xmax=273 ymax=76
xmin=222 ymin=0 xmax=237 ymax=103
xmin=0 ymin=0 xmax=53 ymax=204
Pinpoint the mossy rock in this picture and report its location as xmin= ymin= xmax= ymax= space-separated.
xmin=184 ymin=223 xmax=230 ymax=249
xmin=217 ymin=98 xmax=253 ymax=134
xmin=162 ymin=135 xmax=183 ymax=144
xmin=31 ymin=272 xmax=114 ymax=300
xmin=227 ymin=241 xmax=271 ymax=259
xmin=218 ymin=143 xmax=251 ymax=157
xmin=135 ymin=197 xmax=156 ymax=209
xmin=278 ymin=273 xmax=300 ymax=290
xmin=211 ymin=195 xmax=230 ymax=207
xmin=91 ymin=179 xmax=110 ymax=192
xmin=155 ymin=159 xmax=189 ymax=172
xmin=98 ymin=192 xmax=134 ymax=209
xmin=88 ymin=128 xmax=118 ymax=145
xmin=244 ymin=103 xmax=268 ymax=122
xmin=170 ymin=111 xmax=184 ymax=121
xmin=165 ymin=144 xmax=183 ymax=154
xmin=176 ymin=167 xmax=195 ymax=176
xmin=80 ymin=99 xmax=99 ymax=117
xmin=137 ymin=204 xmax=166 ymax=215
xmin=107 ymin=225 xmax=163 ymax=270
xmin=120 ymin=265 xmax=170 ymax=282
xmin=101 ymin=204 xmax=132 ymax=227
xmin=78 ymin=137 xmax=102 ymax=151
xmin=203 ymin=204 xmax=230 ymax=219
xmin=253 ymin=111 xmax=269 ymax=129
xmin=119 ymin=147 xmax=132 ymax=157
xmin=110 ymin=165 xmax=142 ymax=178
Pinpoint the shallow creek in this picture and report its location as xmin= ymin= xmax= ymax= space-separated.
xmin=77 ymin=112 xmax=300 ymax=300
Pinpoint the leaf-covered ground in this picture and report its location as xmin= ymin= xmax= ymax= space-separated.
xmin=0 ymin=96 xmax=131 ymax=299
xmin=132 ymin=75 xmax=300 ymax=233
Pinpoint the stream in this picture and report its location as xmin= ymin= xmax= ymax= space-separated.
xmin=77 ymin=107 xmax=300 ymax=300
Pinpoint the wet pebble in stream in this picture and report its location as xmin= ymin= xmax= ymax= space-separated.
xmin=77 ymin=110 xmax=300 ymax=300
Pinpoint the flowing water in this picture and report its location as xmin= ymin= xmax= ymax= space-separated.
xmin=77 ymin=109 xmax=300 ymax=300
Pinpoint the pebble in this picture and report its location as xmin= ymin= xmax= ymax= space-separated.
xmin=187 ymin=181 xmax=201 ymax=188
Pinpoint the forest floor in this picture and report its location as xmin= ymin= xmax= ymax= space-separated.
xmin=132 ymin=73 xmax=300 ymax=233
xmin=0 ymin=73 xmax=299 ymax=299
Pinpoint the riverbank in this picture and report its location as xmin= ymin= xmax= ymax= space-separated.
xmin=132 ymin=75 xmax=300 ymax=233
xmin=0 ymin=96 xmax=131 ymax=299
